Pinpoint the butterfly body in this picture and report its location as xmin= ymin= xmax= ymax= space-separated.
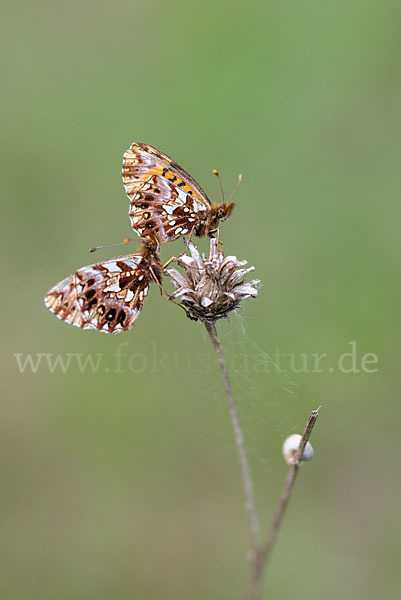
xmin=44 ymin=237 xmax=162 ymax=334
xmin=122 ymin=143 xmax=235 ymax=243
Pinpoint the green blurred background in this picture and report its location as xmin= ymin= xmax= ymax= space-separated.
xmin=2 ymin=0 xmax=400 ymax=598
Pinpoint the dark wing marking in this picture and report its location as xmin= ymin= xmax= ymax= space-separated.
xmin=44 ymin=254 xmax=152 ymax=334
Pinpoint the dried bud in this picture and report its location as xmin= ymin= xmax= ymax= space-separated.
xmin=166 ymin=238 xmax=260 ymax=323
xmin=282 ymin=434 xmax=314 ymax=465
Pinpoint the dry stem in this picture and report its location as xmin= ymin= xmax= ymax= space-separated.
xmin=249 ymin=408 xmax=320 ymax=600
xmin=204 ymin=322 xmax=260 ymax=566
xmin=205 ymin=320 xmax=319 ymax=600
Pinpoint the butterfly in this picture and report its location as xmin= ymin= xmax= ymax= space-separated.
xmin=122 ymin=142 xmax=235 ymax=244
xmin=44 ymin=237 xmax=163 ymax=334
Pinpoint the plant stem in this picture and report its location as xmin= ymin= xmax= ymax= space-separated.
xmin=204 ymin=321 xmax=319 ymax=600
xmin=249 ymin=409 xmax=320 ymax=599
xmin=205 ymin=322 xmax=260 ymax=567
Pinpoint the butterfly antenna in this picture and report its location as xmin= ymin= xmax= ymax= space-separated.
xmin=226 ymin=173 xmax=243 ymax=204
xmin=213 ymin=169 xmax=225 ymax=203
xmin=89 ymin=238 xmax=138 ymax=253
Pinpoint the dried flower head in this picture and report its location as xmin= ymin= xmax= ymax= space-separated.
xmin=166 ymin=238 xmax=260 ymax=323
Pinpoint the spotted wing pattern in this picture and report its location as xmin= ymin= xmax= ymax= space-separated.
xmin=122 ymin=143 xmax=212 ymax=242
xmin=44 ymin=253 xmax=153 ymax=334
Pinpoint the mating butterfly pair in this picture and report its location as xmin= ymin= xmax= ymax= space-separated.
xmin=44 ymin=143 xmax=236 ymax=333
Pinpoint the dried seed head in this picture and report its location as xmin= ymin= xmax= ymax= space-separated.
xmin=282 ymin=434 xmax=314 ymax=465
xmin=166 ymin=238 xmax=261 ymax=323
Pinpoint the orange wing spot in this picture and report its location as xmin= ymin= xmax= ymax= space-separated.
xmin=122 ymin=142 xmax=231 ymax=244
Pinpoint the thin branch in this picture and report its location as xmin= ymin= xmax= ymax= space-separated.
xmin=249 ymin=408 xmax=320 ymax=599
xmin=295 ymin=408 xmax=320 ymax=465
xmin=204 ymin=321 xmax=260 ymax=566
xmin=203 ymin=321 xmax=320 ymax=600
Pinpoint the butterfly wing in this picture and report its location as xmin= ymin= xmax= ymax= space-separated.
xmin=44 ymin=253 xmax=153 ymax=333
xmin=122 ymin=143 xmax=212 ymax=242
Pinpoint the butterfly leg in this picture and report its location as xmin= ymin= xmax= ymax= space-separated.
xmin=149 ymin=264 xmax=187 ymax=313
xmin=162 ymin=250 xmax=191 ymax=271
xmin=212 ymin=227 xmax=224 ymax=254
xmin=208 ymin=228 xmax=225 ymax=252
xmin=206 ymin=227 xmax=225 ymax=252
xmin=149 ymin=264 xmax=177 ymax=298
xmin=182 ymin=225 xmax=196 ymax=250
xmin=162 ymin=256 xmax=179 ymax=271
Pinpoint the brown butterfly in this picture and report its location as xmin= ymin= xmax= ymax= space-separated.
xmin=44 ymin=237 xmax=163 ymax=334
xmin=122 ymin=143 xmax=235 ymax=244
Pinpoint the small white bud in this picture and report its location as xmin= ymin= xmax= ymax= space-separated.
xmin=282 ymin=434 xmax=314 ymax=465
